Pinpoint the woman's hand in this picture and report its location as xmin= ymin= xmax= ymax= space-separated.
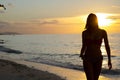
xmin=108 ymin=61 xmax=112 ymax=70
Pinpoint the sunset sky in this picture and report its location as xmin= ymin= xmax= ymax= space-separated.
xmin=0 ymin=0 xmax=120 ymax=34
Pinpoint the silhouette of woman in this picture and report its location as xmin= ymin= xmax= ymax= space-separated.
xmin=79 ymin=13 xmax=112 ymax=80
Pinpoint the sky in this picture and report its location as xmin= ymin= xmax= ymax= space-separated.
xmin=0 ymin=0 xmax=120 ymax=34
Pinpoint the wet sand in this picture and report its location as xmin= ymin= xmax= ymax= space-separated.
xmin=0 ymin=59 xmax=65 ymax=80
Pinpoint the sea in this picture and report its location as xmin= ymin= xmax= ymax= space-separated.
xmin=0 ymin=33 xmax=120 ymax=77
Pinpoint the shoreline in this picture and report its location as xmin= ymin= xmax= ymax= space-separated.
xmin=0 ymin=56 xmax=115 ymax=80
xmin=0 ymin=52 xmax=120 ymax=80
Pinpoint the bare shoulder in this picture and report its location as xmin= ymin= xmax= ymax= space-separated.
xmin=82 ymin=30 xmax=87 ymax=33
xmin=98 ymin=29 xmax=108 ymax=38
xmin=97 ymin=29 xmax=106 ymax=34
xmin=82 ymin=30 xmax=87 ymax=35
xmin=100 ymin=29 xmax=107 ymax=35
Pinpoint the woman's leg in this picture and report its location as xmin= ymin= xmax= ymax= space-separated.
xmin=93 ymin=60 xmax=102 ymax=80
xmin=83 ymin=60 xmax=94 ymax=80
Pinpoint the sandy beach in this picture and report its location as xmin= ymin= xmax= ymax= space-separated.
xmin=0 ymin=58 xmax=65 ymax=80
xmin=0 ymin=56 xmax=119 ymax=80
xmin=0 ymin=47 xmax=119 ymax=80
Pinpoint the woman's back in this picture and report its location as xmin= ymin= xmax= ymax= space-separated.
xmin=83 ymin=29 xmax=104 ymax=58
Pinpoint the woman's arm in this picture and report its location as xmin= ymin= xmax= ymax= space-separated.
xmin=79 ymin=31 xmax=86 ymax=59
xmin=103 ymin=30 xmax=112 ymax=70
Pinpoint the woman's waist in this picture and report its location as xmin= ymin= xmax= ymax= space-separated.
xmin=83 ymin=54 xmax=103 ymax=62
xmin=84 ymin=50 xmax=102 ymax=58
xmin=84 ymin=53 xmax=102 ymax=58
xmin=85 ymin=48 xmax=101 ymax=53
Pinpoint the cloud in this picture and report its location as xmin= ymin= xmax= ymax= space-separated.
xmin=107 ymin=14 xmax=120 ymax=20
xmin=107 ymin=16 xmax=118 ymax=20
xmin=39 ymin=20 xmax=59 ymax=25
xmin=111 ymin=6 xmax=120 ymax=13
xmin=0 ymin=16 xmax=82 ymax=34
xmin=105 ymin=14 xmax=120 ymax=25
xmin=9 ymin=20 xmax=59 ymax=28
xmin=30 ymin=19 xmax=59 ymax=25
xmin=13 ymin=22 xmax=28 ymax=26
xmin=0 ymin=10 xmax=5 ymax=13
xmin=0 ymin=21 xmax=11 ymax=28
xmin=112 ymin=6 xmax=120 ymax=9
xmin=107 ymin=13 xmax=120 ymax=20
xmin=7 ymin=3 xmax=15 ymax=7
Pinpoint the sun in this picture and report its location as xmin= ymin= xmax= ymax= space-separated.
xmin=96 ymin=13 xmax=113 ymax=28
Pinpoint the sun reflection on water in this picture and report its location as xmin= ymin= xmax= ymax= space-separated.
xmin=101 ymin=42 xmax=108 ymax=68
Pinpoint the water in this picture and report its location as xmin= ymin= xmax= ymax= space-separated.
xmin=0 ymin=33 xmax=120 ymax=76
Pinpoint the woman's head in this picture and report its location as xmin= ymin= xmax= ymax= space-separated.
xmin=85 ymin=13 xmax=99 ymax=30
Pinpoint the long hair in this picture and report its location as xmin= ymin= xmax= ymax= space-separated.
xmin=85 ymin=13 xmax=99 ymax=31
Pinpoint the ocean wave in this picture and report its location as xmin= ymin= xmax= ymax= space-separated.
xmin=0 ymin=46 xmax=22 ymax=54
xmin=26 ymin=56 xmax=120 ymax=76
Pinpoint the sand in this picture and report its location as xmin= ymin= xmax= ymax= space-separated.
xmin=0 ymin=54 xmax=120 ymax=80
xmin=15 ymin=60 xmax=111 ymax=80
xmin=0 ymin=59 xmax=65 ymax=80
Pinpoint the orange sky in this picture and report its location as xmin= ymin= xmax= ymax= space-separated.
xmin=0 ymin=0 xmax=120 ymax=34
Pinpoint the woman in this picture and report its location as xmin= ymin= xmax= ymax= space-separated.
xmin=79 ymin=13 xmax=112 ymax=80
